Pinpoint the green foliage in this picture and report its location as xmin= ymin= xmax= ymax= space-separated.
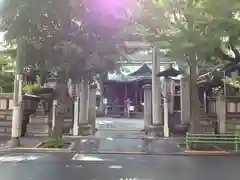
xmin=22 ymin=83 xmax=40 ymax=94
xmin=0 ymin=52 xmax=14 ymax=92
xmin=1 ymin=0 xmax=136 ymax=79
xmin=22 ymin=74 xmax=41 ymax=94
xmin=47 ymin=136 xmax=64 ymax=148
xmin=0 ymin=74 xmax=14 ymax=92
xmin=132 ymin=0 xmax=240 ymax=67
xmin=223 ymin=76 xmax=240 ymax=89
xmin=129 ymin=0 xmax=240 ymax=132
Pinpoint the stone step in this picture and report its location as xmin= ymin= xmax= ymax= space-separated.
xmin=26 ymin=124 xmax=51 ymax=135
xmin=0 ymin=120 xmax=12 ymax=127
xmin=0 ymin=126 xmax=11 ymax=133
xmin=29 ymin=115 xmax=49 ymax=124
xmin=0 ymin=132 xmax=10 ymax=136
xmin=0 ymin=113 xmax=12 ymax=121
xmin=25 ymin=133 xmax=49 ymax=137
xmin=0 ymin=119 xmax=11 ymax=136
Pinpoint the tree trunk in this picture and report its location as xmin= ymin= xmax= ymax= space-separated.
xmin=99 ymin=72 xmax=107 ymax=115
xmin=189 ymin=61 xmax=201 ymax=134
xmin=51 ymin=73 xmax=68 ymax=137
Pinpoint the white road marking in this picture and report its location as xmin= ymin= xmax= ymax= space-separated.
xmin=81 ymin=139 xmax=88 ymax=143
xmin=126 ymin=157 xmax=135 ymax=160
xmin=108 ymin=165 xmax=123 ymax=169
xmin=105 ymin=137 xmax=114 ymax=140
xmin=0 ymin=155 xmax=40 ymax=162
xmin=72 ymin=154 xmax=107 ymax=161
xmin=75 ymin=165 xmax=83 ymax=168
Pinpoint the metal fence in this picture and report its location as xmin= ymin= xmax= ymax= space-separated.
xmin=186 ymin=133 xmax=240 ymax=151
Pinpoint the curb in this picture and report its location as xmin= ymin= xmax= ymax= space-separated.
xmin=63 ymin=135 xmax=182 ymax=141
xmin=76 ymin=151 xmax=195 ymax=156
xmin=12 ymin=147 xmax=73 ymax=153
xmin=76 ymin=150 xmax=240 ymax=156
xmin=12 ymin=140 xmax=77 ymax=153
xmin=0 ymin=148 xmax=240 ymax=156
xmin=0 ymin=140 xmax=77 ymax=153
xmin=183 ymin=150 xmax=230 ymax=156
xmin=34 ymin=141 xmax=48 ymax=148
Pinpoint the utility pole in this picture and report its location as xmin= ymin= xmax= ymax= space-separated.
xmin=10 ymin=38 xmax=24 ymax=147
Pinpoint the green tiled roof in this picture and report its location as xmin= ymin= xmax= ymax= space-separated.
xmin=107 ymin=63 xmax=181 ymax=82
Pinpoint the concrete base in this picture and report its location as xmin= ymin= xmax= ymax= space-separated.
xmin=9 ymin=137 xmax=20 ymax=147
xmin=147 ymin=125 xmax=164 ymax=137
xmin=79 ymin=124 xmax=92 ymax=136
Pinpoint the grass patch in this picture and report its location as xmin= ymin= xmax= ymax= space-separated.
xmin=42 ymin=136 xmax=65 ymax=148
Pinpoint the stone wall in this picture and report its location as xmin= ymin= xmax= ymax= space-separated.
xmin=225 ymin=97 xmax=240 ymax=133
xmin=0 ymin=93 xmax=13 ymax=136
xmin=204 ymin=96 xmax=240 ymax=134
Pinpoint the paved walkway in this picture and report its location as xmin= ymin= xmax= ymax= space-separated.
xmin=72 ymin=117 xmax=182 ymax=154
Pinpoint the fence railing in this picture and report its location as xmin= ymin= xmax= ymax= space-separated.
xmin=186 ymin=133 xmax=240 ymax=151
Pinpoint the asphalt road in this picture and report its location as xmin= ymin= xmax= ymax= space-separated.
xmin=0 ymin=151 xmax=239 ymax=180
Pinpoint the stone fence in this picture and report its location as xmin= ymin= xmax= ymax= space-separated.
xmin=204 ymin=96 xmax=240 ymax=134
xmin=0 ymin=93 xmax=39 ymax=136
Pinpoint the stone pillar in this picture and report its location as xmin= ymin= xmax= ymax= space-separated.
xmin=180 ymin=76 xmax=190 ymax=124
xmin=143 ymin=84 xmax=152 ymax=129
xmin=163 ymin=77 xmax=169 ymax=137
xmin=168 ymin=78 xmax=175 ymax=114
xmin=72 ymin=83 xmax=80 ymax=136
xmin=216 ymin=95 xmax=226 ymax=133
xmin=149 ymin=46 xmax=163 ymax=137
xmin=11 ymin=74 xmax=23 ymax=146
xmin=73 ymin=96 xmax=80 ymax=136
xmin=88 ymin=83 xmax=97 ymax=134
xmin=79 ymin=77 xmax=92 ymax=135
xmin=51 ymin=100 xmax=57 ymax=134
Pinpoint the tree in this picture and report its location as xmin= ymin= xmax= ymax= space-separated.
xmin=0 ymin=49 xmax=15 ymax=92
xmin=131 ymin=0 xmax=240 ymax=133
xmin=1 ymin=0 xmax=136 ymax=139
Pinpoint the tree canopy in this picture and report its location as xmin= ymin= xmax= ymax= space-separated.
xmin=0 ymin=50 xmax=14 ymax=92
xmin=131 ymin=0 xmax=240 ymax=132
xmin=0 ymin=0 xmax=136 ymax=81
xmin=133 ymin=0 xmax=240 ymax=68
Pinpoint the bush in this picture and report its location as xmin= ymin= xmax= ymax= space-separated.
xmin=46 ymin=136 xmax=64 ymax=148
xmin=23 ymin=84 xmax=40 ymax=95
